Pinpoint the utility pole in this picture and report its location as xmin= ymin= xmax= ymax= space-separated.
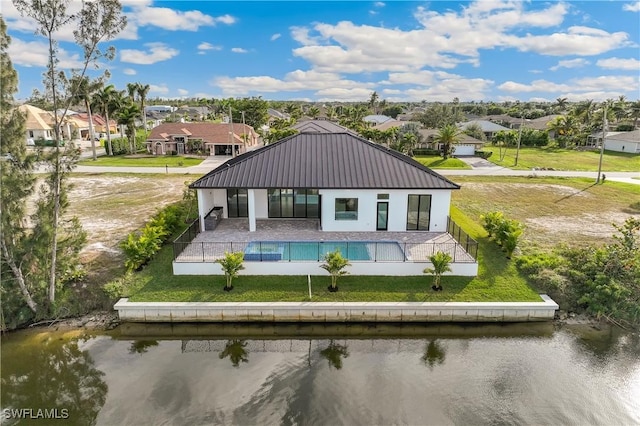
xmin=514 ymin=116 xmax=524 ymax=167
xmin=596 ymin=106 xmax=607 ymax=184
xmin=241 ymin=111 xmax=247 ymax=153
xmin=228 ymin=105 xmax=235 ymax=158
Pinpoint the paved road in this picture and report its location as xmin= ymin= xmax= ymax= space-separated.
xmin=39 ymin=154 xmax=640 ymax=185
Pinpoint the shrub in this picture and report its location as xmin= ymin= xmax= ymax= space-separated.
xmin=480 ymin=211 xmax=504 ymax=238
xmin=216 ymin=251 xmax=245 ymax=291
xmin=481 ymin=211 xmax=524 ymax=258
xmin=475 ymin=150 xmax=492 ymax=159
xmin=413 ymin=148 xmax=441 ymax=156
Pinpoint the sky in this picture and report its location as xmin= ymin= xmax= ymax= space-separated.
xmin=3 ymin=0 xmax=640 ymax=103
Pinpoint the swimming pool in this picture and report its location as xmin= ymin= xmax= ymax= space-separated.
xmin=243 ymin=241 xmax=406 ymax=262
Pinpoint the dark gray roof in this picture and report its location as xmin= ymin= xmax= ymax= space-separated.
xmin=292 ymin=119 xmax=358 ymax=134
xmin=191 ymin=132 xmax=460 ymax=190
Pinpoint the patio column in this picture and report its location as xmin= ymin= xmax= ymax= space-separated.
xmin=248 ymin=189 xmax=256 ymax=232
xmin=197 ymin=189 xmax=206 ymax=231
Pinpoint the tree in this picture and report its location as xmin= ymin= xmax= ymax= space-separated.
xmin=307 ymin=105 xmax=320 ymax=119
xmin=381 ymin=105 xmax=404 ymax=119
xmin=13 ymin=0 xmax=126 ymax=310
xmin=423 ymin=251 xmax=452 ymax=291
xmin=0 ymin=16 xmax=39 ymax=316
xmin=229 ymin=97 xmax=269 ymax=130
xmin=137 ymin=83 xmax=150 ymax=133
xmin=463 ymin=122 xmax=486 ymax=142
xmin=216 ymin=251 xmax=245 ymax=291
xmin=553 ymin=97 xmax=569 ymax=113
xmin=92 ymin=84 xmax=118 ymax=155
xmin=117 ymin=101 xmax=140 ymax=154
xmin=368 ymin=91 xmax=379 ymax=114
xmin=434 ymin=124 xmax=461 ymax=159
xmin=319 ymin=249 xmax=351 ymax=292
xmin=68 ymin=75 xmax=102 ymax=160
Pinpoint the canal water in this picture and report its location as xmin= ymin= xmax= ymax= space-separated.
xmin=2 ymin=322 xmax=639 ymax=425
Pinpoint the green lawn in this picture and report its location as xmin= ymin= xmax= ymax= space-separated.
xmin=484 ymin=146 xmax=640 ymax=171
xmin=413 ymin=155 xmax=471 ymax=169
xmin=125 ymin=207 xmax=540 ymax=303
xmin=79 ymin=155 xmax=204 ymax=167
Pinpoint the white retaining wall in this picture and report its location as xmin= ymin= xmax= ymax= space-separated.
xmin=114 ymin=295 xmax=558 ymax=323
xmin=172 ymin=261 xmax=479 ymax=276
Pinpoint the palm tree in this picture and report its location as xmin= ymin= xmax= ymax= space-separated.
xmin=434 ymin=124 xmax=461 ymax=159
xmin=137 ymin=83 xmax=150 ymax=134
xmin=92 ymin=84 xmax=117 ymax=156
xmin=368 ymin=91 xmax=379 ymax=114
xmin=117 ymin=101 xmax=140 ymax=154
xmin=629 ymin=100 xmax=640 ymax=129
xmin=423 ymin=251 xmax=452 ymax=291
xmin=215 ymin=251 xmax=245 ymax=291
xmin=319 ymin=249 xmax=351 ymax=292
xmin=307 ymin=106 xmax=320 ymax=119
xmin=68 ymin=75 xmax=101 ymax=160
xmin=126 ymin=82 xmax=138 ymax=101
xmin=554 ymin=97 xmax=569 ymax=113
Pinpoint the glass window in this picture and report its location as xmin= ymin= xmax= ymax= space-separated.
xmin=227 ymin=189 xmax=248 ymax=218
xmin=269 ymin=189 xmax=319 ymax=218
xmin=377 ymin=193 xmax=389 ymax=200
xmin=406 ymin=195 xmax=431 ymax=230
xmin=335 ymin=198 xmax=358 ymax=220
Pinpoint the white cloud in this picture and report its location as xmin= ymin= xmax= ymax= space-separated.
xmin=197 ymin=42 xmax=222 ymax=54
xmin=177 ymin=89 xmax=189 ymax=96
xmin=120 ymin=43 xmax=179 ymax=64
xmin=509 ymin=26 xmax=631 ymax=56
xmin=315 ymin=87 xmax=374 ymax=101
xmin=149 ymin=84 xmax=169 ymax=94
xmin=562 ymin=91 xmax=626 ymax=102
xmin=596 ymin=57 xmax=640 ymax=70
xmin=499 ymin=80 xmax=571 ymax=93
xmin=498 ymin=75 xmax=637 ymax=97
xmin=231 ymin=48 xmax=249 ymax=53
xmin=7 ymin=37 xmax=84 ymax=68
xmin=270 ymin=33 xmax=282 ymax=41
xmin=123 ymin=68 xmax=137 ymax=75
xmin=212 ymin=69 xmax=373 ymax=97
xmin=374 ymin=2 xmax=386 ymax=8
xmin=131 ymin=6 xmax=235 ymax=31
xmin=549 ymin=58 xmax=590 ymax=71
xmin=623 ymin=2 xmax=640 ymax=12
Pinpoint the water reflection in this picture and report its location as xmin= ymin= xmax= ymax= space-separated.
xmin=319 ymin=340 xmax=349 ymax=370
xmin=421 ymin=340 xmax=446 ymax=369
xmin=1 ymin=332 xmax=108 ymax=426
xmin=128 ymin=340 xmax=158 ymax=354
xmin=219 ymin=340 xmax=249 ymax=367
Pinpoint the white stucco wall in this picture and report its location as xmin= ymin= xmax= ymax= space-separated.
xmin=197 ymin=188 xmax=227 ymax=229
xmin=253 ymin=189 xmax=268 ymax=218
xmin=173 ymin=260 xmax=478 ymax=276
xmin=605 ymin=139 xmax=640 ymax=153
xmin=319 ymin=189 xmax=451 ymax=232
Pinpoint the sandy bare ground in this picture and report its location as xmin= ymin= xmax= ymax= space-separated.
xmin=67 ymin=175 xmax=193 ymax=264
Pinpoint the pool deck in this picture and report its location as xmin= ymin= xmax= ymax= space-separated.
xmin=175 ymin=218 xmax=471 ymax=263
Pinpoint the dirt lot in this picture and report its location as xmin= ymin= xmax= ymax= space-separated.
xmin=66 ymin=174 xmax=194 ymax=278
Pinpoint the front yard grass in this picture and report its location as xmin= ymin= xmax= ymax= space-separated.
xmin=413 ymin=155 xmax=471 ymax=169
xmin=484 ymin=145 xmax=640 ymax=171
xmin=126 ymin=206 xmax=541 ymax=303
xmin=79 ymin=155 xmax=204 ymax=167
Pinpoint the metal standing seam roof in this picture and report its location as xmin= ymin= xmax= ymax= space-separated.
xmin=190 ymin=132 xmax=460 ymax=190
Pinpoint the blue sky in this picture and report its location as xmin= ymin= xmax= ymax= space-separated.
xmin=4 ymin=0 xmax=640 ymax=103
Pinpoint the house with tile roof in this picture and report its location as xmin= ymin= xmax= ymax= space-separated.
xmin=176 ymin=131 xmax=477 ymax=276
xmin=146 ymin=122 xmax=259 ymax=156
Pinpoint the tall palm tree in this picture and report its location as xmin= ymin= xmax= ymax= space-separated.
xmin=92 ymin=84 xmax=117 ymax=156
xmin=554 ymin=97 xmax=568 ymax=113
xmin=117 ymin=101 xmax=140 ymax=154
xmin=368 ymin=91 xmax=379 ymax=114
xmin=433 ymin=124 xmax=462 ymax=159
xmin=68 ymin=75 xmax=101 ymax=160
xmin=137 ymin=83 xmax=150 ymax=133
xmin=307 ymin=106 xmax=320 ymax=119
xmin=126 ymin=82 xmax=138 ymax=101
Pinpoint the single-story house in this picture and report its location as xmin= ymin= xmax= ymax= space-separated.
xmin=18 ymin=104 xmax=56 ymax=143
xmin=416 ymin=129 xmax=485 ymax=155
xmin=146 ymin=122 xmax=259 ymax=156
xmin=457 ymin=120 xmax=510 ymax=140
xmin=604 ymin=130 xmax=640 ymax=153
xmin=364 ymin=114 xmax=395 ymax=125
xmin=180 ymin=132 xmax=477 ymax=276
xmin=292 ymin=119 xmax=358 ymax=135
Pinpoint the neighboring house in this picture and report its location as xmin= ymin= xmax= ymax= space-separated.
xmin=482 ymin=114 xmax=522 ymax=129
xmin=417 ymin=129 xmax=484 ymax=155
xmin=181 ymin=132 xmax=477 ymax=277
xmin=586 ymin=131 xmax=624 ymax=147
xmin=363 ymin=114 xmax=395 ymax=125
xmin=176 ymin=106 xmax=210 ymax=121
xmin=604 ymin=130 xmax=640 ymax=153
xmin=145 ymin=105 xmax=176 ymax=113
xmin=292 ymin=119 xmax=358 ymax=135
xmin=18 ymin=104 xmax=56 ymax=143
xmin=267 ymin=108 xmax=290 ymax=121
xmin=67 ymin=112 xmax=117 ymax=140
xmin=457 ymin=120 xmax=510 ymax=140
xmin=146 ymin=122 xmax=259 ymax=156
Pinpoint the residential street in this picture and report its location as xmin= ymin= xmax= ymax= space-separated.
xmin=59 ymin=154 xmax=640 ymax=186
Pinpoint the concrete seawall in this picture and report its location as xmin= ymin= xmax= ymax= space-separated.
xmin=114 ymin=295 xmax=559 ymax=323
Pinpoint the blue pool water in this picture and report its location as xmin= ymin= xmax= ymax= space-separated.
xmin=243 ymin=241 xmax=405 ymax=261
